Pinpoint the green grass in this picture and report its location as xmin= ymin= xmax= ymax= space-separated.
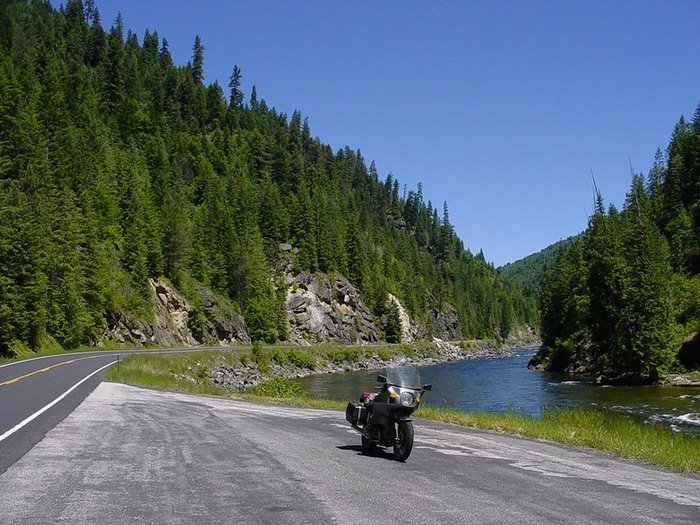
xmin=105 ymin=350 xmax=700 ymax=473
xmin=104 ymin=351 xmax=345 ymax=409
xmin=418 ymin=406 xmax=700 ymax=473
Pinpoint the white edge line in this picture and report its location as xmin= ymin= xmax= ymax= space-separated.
xmin=0 ymin=360 xmax=117 ymax=443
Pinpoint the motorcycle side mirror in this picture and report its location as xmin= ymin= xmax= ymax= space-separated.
xmin=423 ymin=384 xmax=432 ymax=391
xmin=377 ymin=375 xmax=387 ymax=383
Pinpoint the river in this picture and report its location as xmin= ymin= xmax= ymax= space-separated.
xmin=296 ymin=347 xmax=700 ymax=435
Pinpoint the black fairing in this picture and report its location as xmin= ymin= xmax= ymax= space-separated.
xmin=363 ymin=382 xmax=418 ymax=445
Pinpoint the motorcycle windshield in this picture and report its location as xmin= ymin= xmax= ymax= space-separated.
xmin=386 ymin=365 xmax=421 ymax=389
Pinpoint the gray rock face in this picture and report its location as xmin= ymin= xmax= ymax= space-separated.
xmin=429 ymin=304 xmax=460 ymax=340
xmin=102 ymin=278 xmax=198 ymax=346
xmin=387 ymin=293 xmax=418 ymax=343
xmin=100 ymin=278 xmax=250 ymax=347
xmin=285 ymin=272 xmax=379 ymax=344
xmin=150 ymin=279 xmax=199 ymax=345
xmin=196 ymin=285 xmax=251 ymax=345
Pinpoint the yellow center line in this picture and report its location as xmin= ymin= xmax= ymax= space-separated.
xmin=0 ymin=355 xmax=105 ymax=386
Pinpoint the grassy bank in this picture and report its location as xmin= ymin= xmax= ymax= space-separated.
xmin=417 ymin=406 xmax=700 ymax=472
xmin=105 ymin=349 xmax=700 ymax=473
xmin=104 ymin=350 xmax=347 ymax=409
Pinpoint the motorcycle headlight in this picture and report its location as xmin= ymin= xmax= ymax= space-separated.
xmin=399 ymin=390 xmax=416 ymax=407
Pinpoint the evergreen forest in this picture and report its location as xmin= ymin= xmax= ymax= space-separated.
xmin=0 ymin=1 xmax=537 ymax=355
xmin=499 ymin=237 xmax=576 ymax=298
xmin=537 ymin=107 xmax=700 ymax=380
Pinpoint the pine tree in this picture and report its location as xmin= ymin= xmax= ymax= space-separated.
xmin=161 ymin=185 xmax=191 ymax=282
xmin=0 ymin=184 xmax=46 ymax=353
xmin=620 ymin=217 xmax=674 ymax=379
xmin=291 ymin=188 xmax=318 ymax=271
xmin=190 ymin=34 xmax=204 ymax=84
xmin=384 ymin=299 xmax=402 ymax=343
xmin=250 ymin=84 xmax=258 ymax=110
xmin=585 ymin=201 xmax=628 ymax=372
xmin=101 ymin=17 xmax=125 ymax=116
xmin=228 ymin=64 xmax=243 ymax=108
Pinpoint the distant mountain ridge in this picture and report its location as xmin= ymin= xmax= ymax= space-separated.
xmin=498 ymin=237 xmax=578 ymax=297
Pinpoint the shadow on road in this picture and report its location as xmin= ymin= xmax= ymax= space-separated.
xmin=336 ymin=444 xmax=396 ymax=461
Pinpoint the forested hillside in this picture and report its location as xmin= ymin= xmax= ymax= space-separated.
xmin=0 ymin=1 xmax=536 ymax=355
xmin=499 ymin=237 xmax=576 ymax=298
xmin=535 ymin=109 xmax=700 ymax=380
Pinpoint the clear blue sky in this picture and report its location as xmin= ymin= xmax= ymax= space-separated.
xmin=64 ymin=1 xmax=700 ymax=266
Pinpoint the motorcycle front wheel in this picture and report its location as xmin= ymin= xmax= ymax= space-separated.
xmin=393 ymin=421 xmax=414 ymax=462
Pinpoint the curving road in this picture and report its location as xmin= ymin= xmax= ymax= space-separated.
xmin=0 ymin=348 xmax=227 ymax=473
xmin=0 ymin=352 xmax=121 ymax=473
xmin=1 ymin=378 xmax=699 ymax=524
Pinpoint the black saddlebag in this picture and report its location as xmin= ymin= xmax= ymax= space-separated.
xmin=345 ymin=402 xmax=368 ymax=425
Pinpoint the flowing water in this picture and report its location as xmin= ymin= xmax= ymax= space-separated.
xmin=296 ymin=347 xmax=700 ymax=435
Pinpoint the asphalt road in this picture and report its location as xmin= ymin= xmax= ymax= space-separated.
xmin=0 ymin=348 xmax=234 ymax=473
xmin=1 ymin=382 xmax=698 ymax=524
xmin=0 ymin=352 xmax=121 ymax=474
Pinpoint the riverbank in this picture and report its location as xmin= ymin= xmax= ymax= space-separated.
xmin=662 ymin=372 xmax=700 ymax=387
xmin=528 ymin=346 xmax=700 ymax=387
xmin=207 ymin=339 xmax=531 ymax=390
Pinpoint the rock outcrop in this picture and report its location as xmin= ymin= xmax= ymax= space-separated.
xmin=100 ymin=278 xmax=250 ymax=347
xmin=386 ymin=293 xmax=428 ymax=342
xmin=429 ymin=303 xmax=460 ymax=340
xmin=96 ymin=266 xmax=522 ymax=348
xmin=195 ymin=285 xmax=250 ymax=345
xmin=284 ymin=272 xmax=379 ymax=344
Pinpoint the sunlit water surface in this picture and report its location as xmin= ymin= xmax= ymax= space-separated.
xmin=296 ymin=348 xmax=700 ymax=435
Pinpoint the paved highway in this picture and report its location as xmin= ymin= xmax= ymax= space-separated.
xmin=0 ymin=348 xmax=229 ymax=473
xmin=1 ymin=381 xmax=698 ymax=524
xmin=0 ymin=352 xmax=121 ymax=473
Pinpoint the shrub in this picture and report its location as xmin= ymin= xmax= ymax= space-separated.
xmin=287 ymin=348 xmax=316 ymax=370
xmin=377 ymin=348 xmax=391 ymax=361
xmin=251 ymin=341 xmax=270 ymax=373
xmin=249 ymin=377 xmax=307 ymax=398
xmin=399 ymin=344 xmax=415 ymax=358
xmin=325 ymin=346 xmax=362 ymax=363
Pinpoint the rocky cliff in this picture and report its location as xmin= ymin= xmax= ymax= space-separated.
xmin=428 ymin=304 xmax=460 ymax=341
xmin=99 ymin=271 xmax=473 ymax=348
xmin=284 ymin=271 xmax=379 ymax=344
xmin=101 ymin=278 xmax=250 ymax=347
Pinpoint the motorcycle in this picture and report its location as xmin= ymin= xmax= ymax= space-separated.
xmin=345 ymin=364 xmax=432 ymax=462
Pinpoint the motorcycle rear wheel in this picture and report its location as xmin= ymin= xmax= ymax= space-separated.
xmin=393 ymin=421 xmax=414 ymax=462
